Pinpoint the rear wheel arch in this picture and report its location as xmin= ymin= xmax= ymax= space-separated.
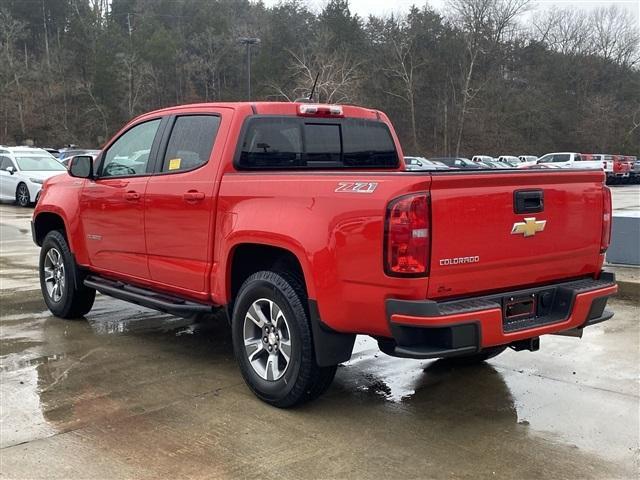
xmin=227 ymin=242 xmax=355 ymax=368
xmin=228 ymin=243 xmax=311 ymax=304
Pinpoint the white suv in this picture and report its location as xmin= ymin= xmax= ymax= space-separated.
xmin=0 ymin=146 xmax=67 ymax=207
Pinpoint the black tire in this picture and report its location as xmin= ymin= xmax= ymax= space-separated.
xmin=15 ymin=183 xmax=30 ymax=207
xmin=442 ymin=346 xmax=507 ymax=366
xmin=39 ymin=230 xmax=96 ymax=319
xmin=231 ymin=270 xmax=337 ymax=408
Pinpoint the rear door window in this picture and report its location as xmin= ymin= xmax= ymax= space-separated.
xmin=238 ymin=117 xmax=398 ymax=170
xmin=161 ymin=115 xmax=220 ymax=173
xmin=552 ymin=154 xmax=571 ymax=162
xmin=0 ymin=156 xmax=14 ymax=170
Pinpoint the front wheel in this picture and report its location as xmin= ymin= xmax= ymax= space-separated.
xmin=16 ymin=183 xmax=30 ymax=207
xmin=232 ymin=271 xmax=336 ymax=408
xmin=39 ymin=230 xmax=96 ymax=319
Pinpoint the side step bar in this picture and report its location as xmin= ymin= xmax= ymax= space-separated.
xmin=84 ymin=275 xmax=216 ymax=316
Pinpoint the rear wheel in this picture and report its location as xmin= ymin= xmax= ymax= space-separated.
xmin=15 ymin=183 xmax=30 ymax=207
xmin=232 ymin=270 xmax=337 ymax=408
xmin=443 ymin=346 xmax=507 ymax=366
xmin=39 ymin=230 xmax=96 ymax=319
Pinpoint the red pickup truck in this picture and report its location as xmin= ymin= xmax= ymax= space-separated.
xmin=32 ymin=102 xmax=617 ymax=407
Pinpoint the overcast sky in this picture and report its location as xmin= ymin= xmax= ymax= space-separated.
xmin=260 ymin=0 xmax=639 ymax=21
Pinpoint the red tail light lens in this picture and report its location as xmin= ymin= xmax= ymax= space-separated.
xmin=601 ymin=186 xmax=612 ymax=253
xmin=385 ymin=193 xmax=430 ymax=276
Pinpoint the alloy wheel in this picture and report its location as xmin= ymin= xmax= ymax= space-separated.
xmin=243 ymin=298 xmax=292 ymax=381
xmin=17 ymin=185 xmax=29 ymax=207
xmin=43 ymin=247 xmax=65 ymax=302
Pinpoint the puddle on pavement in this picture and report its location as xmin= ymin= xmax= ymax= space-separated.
xmin=0 ymin=294 xmax=637 ymax=467
xmin=341 ymin=335 xmax=638 ymax=464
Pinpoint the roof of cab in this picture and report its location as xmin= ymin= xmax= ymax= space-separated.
xmin=135 ymin=101 xmax=383 ymax=122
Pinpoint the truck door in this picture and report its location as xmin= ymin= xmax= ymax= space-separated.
xmin=80 ymin=118 xmax=164 ymax=280
xmin=144 ymin=112 xmax=227 ymax=294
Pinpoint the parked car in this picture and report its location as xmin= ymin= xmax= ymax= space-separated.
xmin=630 ymin=157 xmax=640 ymax=184
xmin=404 ymin=156 xmax=449 ymax=171
xmin=42 ymin=148 xmax=61 ymax=158
xmin=59 ymin=150 xmax=101 ymax=167
xmin=521 ymin=164 xmax=564 ymax=169
xmin=537 ymin=152 xmax=602 ymax=170
xmin=518 ymin=155 xmax=538 ymax=163
xmin=59 ymin=149 xmax=101 ymax=166
xmin=432 ymin=157 xmax=483 ymax=169
xmin=482 ymin=159 xmax=511 ymax=169
xmin=32 ymin=101 xmax=618 ymax=407
xmin=472 ymin=155 xmax=495 ymax=164
xmin=0 ymin=146 xmax=67 ymax=206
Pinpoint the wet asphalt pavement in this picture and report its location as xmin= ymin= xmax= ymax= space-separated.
xmin=1 ymin=200 xmax=639 ymax=479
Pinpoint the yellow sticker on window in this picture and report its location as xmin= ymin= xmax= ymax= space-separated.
xmin=168 ymin=158 xmax=181 ymax=170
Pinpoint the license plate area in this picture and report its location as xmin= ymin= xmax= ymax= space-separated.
xmin=504 ymin=295 xmax=536 ymax=322
xmin=504 ymin=295 xmax=535 ymax=321
xmin=502 ymin=294 xmax=538 ymax=332
xmin=501 ymin=288 xmax=563 ymax=332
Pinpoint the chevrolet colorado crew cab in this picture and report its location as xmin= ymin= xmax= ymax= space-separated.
xmin=32 ymin=102 xmax=618 ymax=407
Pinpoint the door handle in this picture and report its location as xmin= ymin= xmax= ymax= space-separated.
xmin=124 ymin=191 xmax=141 ymax=201
xmin=183 ymin=191 xmax=205 ymax=202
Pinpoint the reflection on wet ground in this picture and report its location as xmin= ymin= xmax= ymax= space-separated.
xmin=1 ymin=289 xmax=638 ymax=479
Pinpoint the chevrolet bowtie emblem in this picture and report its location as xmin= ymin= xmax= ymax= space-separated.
xmin=511 ymin=217 xmax=546 ymax=237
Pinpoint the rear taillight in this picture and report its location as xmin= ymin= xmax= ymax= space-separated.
xmin=384 ymin=193 xmax=430 ymax=276
xmin=601 ymin=186 xmax=612 ymax=253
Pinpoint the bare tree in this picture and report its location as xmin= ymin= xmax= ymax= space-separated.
xmin=0 ymin=10 xmax=27 ymax=139
xmin=383 ymin=36 xmax=422 ymax=152
xmin=532 ymin=8 xmax=593 ymax=56
xmin=590 ymin=5 xmax=640 ymax=68
xmin=116 ymin=52 xmax=153 ymax=117
xmin=188 ymin=28 xmax=229 ymax=101
xmin=447 ymin=0 xmax=531 ymax=156
xmin=269 ymin=30 xmax=362 ymax=104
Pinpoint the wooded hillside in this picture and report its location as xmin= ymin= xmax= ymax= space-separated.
xmin=1 ymin=0 xmax=638 ymax=156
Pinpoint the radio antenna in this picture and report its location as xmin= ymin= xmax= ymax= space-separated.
xmin=294 ymin=72 xmax=320 ymax=103
xmin=308 ymin=72 xmax=320 ymax=102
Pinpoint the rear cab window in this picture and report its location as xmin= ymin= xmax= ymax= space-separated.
xmin=236 ymin=117 xmax=399 ymax=170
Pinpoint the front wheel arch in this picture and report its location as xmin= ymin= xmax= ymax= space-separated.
xmin=33 ymin=212 xmax=67 ymax=246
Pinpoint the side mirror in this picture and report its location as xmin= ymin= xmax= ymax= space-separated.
xmin=5 ymin=166 xmax=15 ymax=175
xmin=68 ymin=155 xmax=94 ymax=179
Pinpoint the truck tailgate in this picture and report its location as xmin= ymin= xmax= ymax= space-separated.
xmin=427 ymin=170 xmax=605 ymax=299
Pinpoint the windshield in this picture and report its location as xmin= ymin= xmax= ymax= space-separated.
xmin=16 ymin=156 xmax=66 ymax=171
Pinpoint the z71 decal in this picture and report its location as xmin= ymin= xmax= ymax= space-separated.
xmin=335 ymin=182 xmax=378 ymax=194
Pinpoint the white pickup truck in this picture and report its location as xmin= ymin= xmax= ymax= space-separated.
xmin=537 ymin=152 xmax=602 ymax=170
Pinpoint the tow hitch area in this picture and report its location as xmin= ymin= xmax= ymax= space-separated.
xmin=509 ymin=337 xmax=540 ymax=352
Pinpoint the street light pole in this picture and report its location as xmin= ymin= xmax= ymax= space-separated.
xmin=238 ymin=37 xmax=260 ymax=100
